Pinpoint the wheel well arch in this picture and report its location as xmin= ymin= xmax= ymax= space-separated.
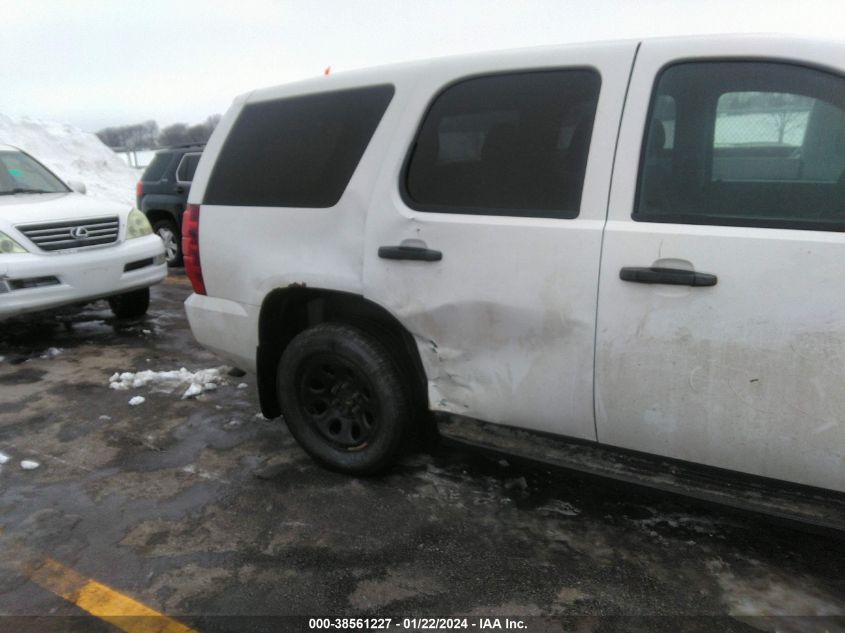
xmin=256 ymin=287 xmax=429 ymax=419
xmin=145 ymin=208 xmax=179 ymax=229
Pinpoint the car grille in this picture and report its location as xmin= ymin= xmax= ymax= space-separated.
xmin=16 ymin=216 xmax=120 ymax=252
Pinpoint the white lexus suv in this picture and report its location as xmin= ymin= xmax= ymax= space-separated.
xmin=0 ymin=145 xmax=167 ymax=320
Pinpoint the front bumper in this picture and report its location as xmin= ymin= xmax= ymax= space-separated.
xmin=0 ymin=234 xmax=167 ymax=318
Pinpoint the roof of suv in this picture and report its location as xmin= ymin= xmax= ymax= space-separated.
xmin=241 ymin=33 xmax=836 ymax=105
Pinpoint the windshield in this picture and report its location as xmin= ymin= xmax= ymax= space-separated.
xmin=0 ymin=150 xmax=70 ymax=195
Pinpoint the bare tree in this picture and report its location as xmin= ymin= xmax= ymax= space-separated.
xmin=159 ymin=115 xmax=221 ymax=146
xmin=96 ymin=120 xmax=158 ymax=149
xmin=769 ymin=110 xmax=804 ymax=144
xmin=765 ymin=93 xmax=812 ymax=144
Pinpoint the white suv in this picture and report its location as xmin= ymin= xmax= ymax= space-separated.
xmin=184 ymin=35 xmax=845 ymax=499
xmin=0 ymin=145 xmax=166 ymax=319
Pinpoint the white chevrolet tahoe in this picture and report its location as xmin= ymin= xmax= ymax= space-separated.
xmin=183 ymin=35 xmax=845 ymax=513
xmin=0 ymin=145 xmax=167 ymax=320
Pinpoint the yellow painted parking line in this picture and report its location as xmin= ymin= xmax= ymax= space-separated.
xmin=27 ymin=557 xmax=198 ymax=633
xmin=163 ymin=274 xmax=189 ymax=285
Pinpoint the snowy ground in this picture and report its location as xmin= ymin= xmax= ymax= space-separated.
xmin=0 ymin=113 xmax=137 ymax=207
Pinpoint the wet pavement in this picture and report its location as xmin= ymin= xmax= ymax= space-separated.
xmin=0 ymin=273 xmax=844 ymax=632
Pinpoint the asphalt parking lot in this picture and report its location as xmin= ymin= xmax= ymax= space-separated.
xmin=0 ymin=273 xmax=844 ymax=633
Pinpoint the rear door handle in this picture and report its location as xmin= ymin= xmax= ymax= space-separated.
xmin=620 ymin=266 xmax=717 ymax=287
xmin=378 ymin=245 xmax=442 ymax=262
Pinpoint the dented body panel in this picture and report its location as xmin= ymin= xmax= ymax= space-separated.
xmin=362 ymin=41 xmax=637 ymax=440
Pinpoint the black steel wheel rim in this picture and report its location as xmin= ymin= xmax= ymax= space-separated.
xmin=296 ymin=353 xmax=380 ymax=450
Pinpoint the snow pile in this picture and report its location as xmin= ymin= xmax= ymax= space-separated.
xmin=109 ymin=366 xmax=229 ymax=400
xmin=0 ymin=113 xmax=137 ymax=206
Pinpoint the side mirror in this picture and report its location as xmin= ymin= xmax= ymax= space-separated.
xmin=67 ymin=180 xmax=87 ymax=195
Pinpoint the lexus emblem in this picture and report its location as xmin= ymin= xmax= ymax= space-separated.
xmin=69 ymin=226 xmax=89 ymax=240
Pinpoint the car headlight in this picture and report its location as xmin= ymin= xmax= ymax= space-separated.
xmin=126 ymin=209 xmax=153 ymax=240
xmin=0 ymin=231 xmax=27 ymax=254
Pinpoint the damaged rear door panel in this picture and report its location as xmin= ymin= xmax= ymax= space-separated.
xmin=364 ymin=42 xmax=638 ymax=440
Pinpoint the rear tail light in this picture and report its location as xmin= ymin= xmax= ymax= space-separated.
xmin=135 ymin=181 xmax=144 ymax=198
xmin=182 ymin=204 xmax=206 ymax=295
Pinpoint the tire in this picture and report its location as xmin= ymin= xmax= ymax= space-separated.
xmin=153 ymin=219 xmax=182 ymax=267
xmin=277 ymin=323 xmax=413 ymax=475
xmin=108 ymin=287 xmax=150 ymax=319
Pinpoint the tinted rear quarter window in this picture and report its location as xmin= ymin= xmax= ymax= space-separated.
xmin=142 ymin=153 xmax=172 ymax=182
xmin=404 ymin=69 xmax=601 ymax=219
xmin=177 ymin=153 xmax=201 ymax=182
xmin=204 ymin=85 xmax=394 ymax=207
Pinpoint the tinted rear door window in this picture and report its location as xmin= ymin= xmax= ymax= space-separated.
xmin=204 ymin=85 xmax=394 ymax=207
xmin=404 ymin=70 xmax=601 ymax=218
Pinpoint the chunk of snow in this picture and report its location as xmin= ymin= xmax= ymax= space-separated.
xmin=20 ymin=460 xmax=40 ymax=470
xmin=0 ymin=451 xmax=10 ymax=464
xmin=40 ymin=347 xmax=62 ymax=359
xmin=128 ymin=396 xmax=145 ymax=406
xmin=182 ymin=383 xmax=203 ymax=399
xmin=98 ymin=415 xmax=111 ymax=421
xmin=0 ymin=356 xmax=5 ymax=362
xmin=108 ymin=366 xmax=230 ymax=400
xmin=237 ymin=382 xmax=248 ymax=389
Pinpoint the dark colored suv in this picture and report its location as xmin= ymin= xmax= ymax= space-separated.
xmin=136 ymin=144 xmax=204 ymax=266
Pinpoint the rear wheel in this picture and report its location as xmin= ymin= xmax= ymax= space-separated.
xmin=277 ymin=323 xmax=413 ymax=474
xmin=108 ymin=287 xmax=150 ymax=319
xmin=153 ymin=219 xmax=182 ymax=267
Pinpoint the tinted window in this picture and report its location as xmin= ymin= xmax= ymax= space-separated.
xmin=142 ymin=153 xmax=172 ymax=182
xmin=204 ymin=85 xmax=394 ymax=207
xmin=405 ymin=70 xmax=601 ymax=218
xmin=636 ymin=62 xmax=845 ymax=230
xmin=177 ymin=153 xmax=201 ymax=182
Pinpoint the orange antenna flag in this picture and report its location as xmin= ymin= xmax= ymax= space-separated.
xmin=324 ymin=66 xmax=331 ymax=76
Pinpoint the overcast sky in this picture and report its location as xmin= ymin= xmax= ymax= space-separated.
xmin=3 ymin=0 xmax=845 ymax=132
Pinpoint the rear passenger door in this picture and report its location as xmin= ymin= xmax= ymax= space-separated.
xmin=597 ymin=38 xmax=845 ymax=492
xmin=365 ymin=43 xmax=637 ymax=440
